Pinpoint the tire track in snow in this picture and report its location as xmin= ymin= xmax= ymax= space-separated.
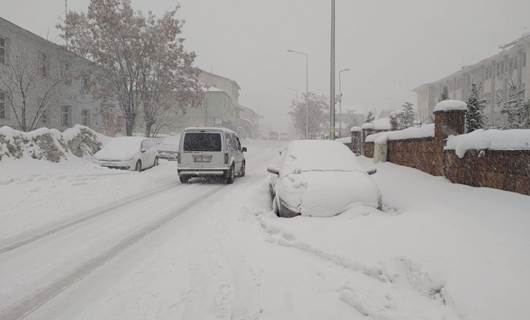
xmin=0 ymin=185 xmax=225 ymax=320
xmin=0 ymin=180 xmax=183 ymax=255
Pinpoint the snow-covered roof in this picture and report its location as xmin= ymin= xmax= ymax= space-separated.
xmin=350 ymin=126 xmax=362 ymax=132
xmin=183 ymin=127 xmax=237 ymax=135
xmin=365 ymin=124 xmax=435 ymax=144
xmin=434 ymin=100 xmax=467 ymax=113
xmin=361 ymin=118 xmax=392 ymax=131
xmin=446 ymin=129 xmax=530 ymax=158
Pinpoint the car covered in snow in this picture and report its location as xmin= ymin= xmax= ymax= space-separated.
xmin=267 ymin=140 xmax=382 ymax=217
xmin=95 ymin=137 xmax=159 ymax=171
xmin=156 ymin=135 xmax=181 ymax=160
xmin=177 ymin=127 xmax=247 ymax=184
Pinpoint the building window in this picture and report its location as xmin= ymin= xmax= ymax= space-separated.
xmin=0 ymin=91 xmax=6 ymax=119
xmin=63 ymin=62 xmax=72 ymax=86
xmin=61 ymin=105 xmax=72 ymax=127
xmin=0 ymin=37 xmax=6 ymax=65
xmin=81 ymin=109 xmax=90 ymax=127
xmin=40 ymin=53 xmax=49 ymax=78
xmin=41 ymin=109 xmax=48 ymax=124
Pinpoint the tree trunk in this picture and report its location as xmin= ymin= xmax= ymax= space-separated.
xmin=125 ymin=114 xmax=136 ymax=136
xmin=145 ymin=121 xmax=153 ymax=138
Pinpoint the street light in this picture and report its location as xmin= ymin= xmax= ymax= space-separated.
xmin=330 ymin=0 xmax=336 ymax=140
xmin=338 ymin=68 xmax=351 ymax=138
xmin=287 ymin=49 xmax=309 ymax=139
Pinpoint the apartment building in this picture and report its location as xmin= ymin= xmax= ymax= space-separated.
xmin=414 ymin=33 xmax=530 ymax=126
xmin=0 ymin=17 xmax=122 ymax=135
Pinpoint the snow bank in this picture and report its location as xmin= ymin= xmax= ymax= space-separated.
xmin=0 ymin=125 xmax=108 ymax=162
xmin=446 ymin=129 xmax=530 ymax=158
xmin=434 ymin=100 xmax=467 ymax=112
xmin=335 ymin=136 xmax=351 ymax=144
xmin=366 ymin=124 xmax=434 ymax=144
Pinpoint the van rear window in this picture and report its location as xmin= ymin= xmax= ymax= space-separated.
xmin=183 ymin=133 xmax=222 ymax=152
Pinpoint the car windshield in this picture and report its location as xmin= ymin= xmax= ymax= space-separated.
xmin=183 ymin=133 xmax=222 ymax=152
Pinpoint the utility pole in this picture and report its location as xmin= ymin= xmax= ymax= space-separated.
xmin=338 ymin=68 xmax=350 ymax=138
xmin=64 ymin=0 xmax=69 ymax=49
xmin=330 ymin=0 xmax=336 ymax=140
xmin=287 ymin=49 xmax=310 ymax=139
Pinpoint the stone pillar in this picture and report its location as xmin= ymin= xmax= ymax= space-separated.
xmin=433 ymin=100 xmax=467 ymax=176
xmin=434 ymin=109 xmax=466 ymax=141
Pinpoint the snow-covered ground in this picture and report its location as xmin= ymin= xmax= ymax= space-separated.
xmin=0 ymin=142 xmax=529 ymax=320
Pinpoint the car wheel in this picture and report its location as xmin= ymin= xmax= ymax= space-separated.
xmin=135 ymin=160 xmax=142 ymax=172
xmin=240 ymin=161 xmax=246 ymax=177
xmin=154 ymin=156 xmax=159 ymax=167
xmin=225 ymin=165 xmax=235 ymax=184
xmin=179 ymin=175 xmax=190 ymax=184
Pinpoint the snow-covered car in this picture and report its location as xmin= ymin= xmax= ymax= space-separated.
xmin=95 ymin=137 xmax=159 ymax=171
xmin=267 ymin=140 xmax=382 ymax=217
xmin=156 ymin=135 xmax=181 ymax=160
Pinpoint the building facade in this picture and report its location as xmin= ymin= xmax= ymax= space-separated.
xmin=167 ymin=70 xmax=246 ymax=134
xmin=0 ymin=17 xmax=121 ymax=135
xmin=414 ymin=33 xmax=530 ymax=127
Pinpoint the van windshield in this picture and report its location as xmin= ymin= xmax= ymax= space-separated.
xmin=183 ymin=133 xmax=222 ymax=152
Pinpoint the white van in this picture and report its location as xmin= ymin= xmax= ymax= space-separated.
xmin=177 ymin=127 xmax=247 ymax=184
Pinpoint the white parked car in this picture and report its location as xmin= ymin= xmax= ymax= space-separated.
xmin=177 ymin=127 xmax=247 ymax=184
xmin=156 ymin=135 xmax=181 ymax=160
xmin=267 ymin=140 xmax=382 ymax=218
xmin=95 ymin=137 xmax=159 ymax=171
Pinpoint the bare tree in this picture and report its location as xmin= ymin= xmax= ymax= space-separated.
xmin=139 ymin=9 xmax=203 ymax=137
xmin=59 ymin=0 xmax=202 ymax=136
xmin=289 ymin=92 xmax=328 ymax=138
xmin=0 ymin=52 xmax=62 ymax=131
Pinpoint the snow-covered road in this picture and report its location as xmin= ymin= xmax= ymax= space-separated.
xmin=0 ymin=140 xmax=529 ymax=320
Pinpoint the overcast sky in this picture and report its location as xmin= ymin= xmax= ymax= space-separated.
xmin=2 ymin=0 xmax=530 ymax=131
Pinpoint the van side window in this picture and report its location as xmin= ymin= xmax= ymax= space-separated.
xmin=235 ymin=137 xmax=242 ymax=151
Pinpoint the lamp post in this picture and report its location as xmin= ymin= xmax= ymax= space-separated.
xmin=330 ymin=0 xmax=336 ymax=140
xmin=338 ymin=68 xmax=350 ymax=138
xmin=288 ymin=49 xmax=309 ymax=139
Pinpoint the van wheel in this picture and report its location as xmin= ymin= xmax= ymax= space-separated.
xmin=135 ymin=160 xmax=142 ymax=172
xmin=240 ymin=161 xmax=246 ymax=177
xmin=225 ymin=165 xmax=235 ymax=184
xmin=179 ymin=175 xmax=190 ymax=184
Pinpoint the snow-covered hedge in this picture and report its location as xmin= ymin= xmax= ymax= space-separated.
xmin=446 ymin=129 xmax=530 ymax=158
xmin=0 ymin=125 xmax=108 ymax=162
xmin=365 ymin=124 xmax=434 ymax=144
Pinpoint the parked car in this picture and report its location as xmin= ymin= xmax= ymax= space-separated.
xmin=95 ymin=137 xmax=159 ymax=171
xmin=267 ymin=140 xmax=381 ymax=218
xmin=177 ymin=127 xmax=247 ymax=184
xmin=156 ymin=135 xmax=181 ymax=160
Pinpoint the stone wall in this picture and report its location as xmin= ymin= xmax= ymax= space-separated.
xmin=387 ymin=138 xmax=442 ymax=176
xmin=361 ymin=103 xmax=530 ymax=196
xmin=444 ymin=150 xmax=530 ymax=195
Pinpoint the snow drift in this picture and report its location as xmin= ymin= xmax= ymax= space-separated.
xmin=0 ymin=125 xmax=108 ymax=162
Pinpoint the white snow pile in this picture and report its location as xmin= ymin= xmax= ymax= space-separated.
xmin=361 ymin=117 xmax=392 ymax=131
xmin=434 ymin=100 xmax=467 ymax=112
xmin=0 ymin=125 xmax=108 ymax=162
xmin=366 ymin=124 xmax=435 ymax=144
xmin=350 ymin=126 xmax=362 ymax=132
xmin=335 ymin=136 xmax=351 ymax=144
xmin=446 ymin=129 xmax=530 ymax=158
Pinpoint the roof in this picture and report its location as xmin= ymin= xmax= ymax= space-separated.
xmin=199 ymin=69 xmax=241 ymax=90
xmin=183 ymin=127 xmax=237 ymax=135
xmin=412 ymin=32 xmax=530 ymax=92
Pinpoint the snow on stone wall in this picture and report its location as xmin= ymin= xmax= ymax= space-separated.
xmin=365 ymin=124 xmax=434 ymax=144
xmin=0 ymin=125 xmax=108 ymax=162
xmin=446 ymin=129 xmax=530 ymax=158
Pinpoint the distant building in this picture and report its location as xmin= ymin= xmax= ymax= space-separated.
xmin=238 ymin=105 xmax=260 ymax=138
xmin=0 ymin=17 xmax=122 ymax=135
xmin=167 ymin=69 xmax=258 ymax=137
xmin=414 ymin=33 xmax=530 ymax=127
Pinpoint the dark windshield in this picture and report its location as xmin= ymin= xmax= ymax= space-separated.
xmin=183 ymin=133 xmax=222 ymax=152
